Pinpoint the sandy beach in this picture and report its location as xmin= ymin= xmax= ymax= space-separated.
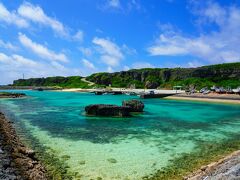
xmin=166 ymin=93 xmax=240 ymax=104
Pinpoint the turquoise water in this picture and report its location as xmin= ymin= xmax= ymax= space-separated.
xmin=0 ymin=90 xmax=240 ymax=179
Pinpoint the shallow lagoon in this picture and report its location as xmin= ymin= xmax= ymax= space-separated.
xmin=0 ymin=90 xmax=240 ymax=179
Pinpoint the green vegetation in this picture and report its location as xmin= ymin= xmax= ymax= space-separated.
xmin=13 ymin=76 xmax=91 ymax=89
xmin=159 ymin=78 xmax=240 ymax=89
xmin=12 ymin=62 xmax=240 ymax=89
xmin=147 ymin=135 xmax=240 ymax=180
xmin=87 ymin=62 xmax=240 ymax=89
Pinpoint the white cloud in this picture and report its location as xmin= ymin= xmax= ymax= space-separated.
xmin=107 ymin=66 xmax=113 ymax=72
xmin=17 ymin=2 xmax=68 ymax=37
xmin=0 ymin=39 xmax=18 ymax=51
xmin=18 ymin=33 xmax=68 ymax=63
xmin=0 ymin=2 xmax=85 ymax=42
xmin=79 ymin=47 xmax=92 ymax=57
xmin=82 ymin=59 xmax=96 ymax=69
xmin=0 ymin=3 xmax=29 ymax=28
xmin=148 ymin=34 xmax=211 ymax=56
xmin=0 ymin=52 xmax=38 ymax=68
xmin=0 ymin=52 xmax=81 ymax=84
xmin=73 ymin=30 xmax=84 ymax=42
xmin=122 ymin=44 xmax=137 ymax=55
xmin=100 ymin=0 xmax=142 ymax=13
xmin=93 ymin=37 xmax=124 ymax=67
xmin=108 ymin=0 xmax=121 ymax=8
xmin=148 ymin=2 xmax=240 ymax=64
xmin=187 ymin=60 xmax=203 ymax=68
xmin=0 ymin=52 xmax=10 ymax=63
xmin=12 ymin=54 xmax=38 ymax=67
xmin=0 ymin=2 xmax=84 ymax=40
xmin=123 ymin=65 xmax=130 ymax=71
xmin=132 ymin=62 xmax=155 ymax=69
xmin=100 ymin=55 xmax=119 ymax=67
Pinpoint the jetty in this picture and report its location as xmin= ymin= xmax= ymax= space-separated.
xmin=140 ymin=93 xmax=174 ymax=99
xmin=91 ymin=88 xmax=179 ymax=98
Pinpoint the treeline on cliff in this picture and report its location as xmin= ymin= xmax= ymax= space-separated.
xmin=12 ymin=62 xmax=240 ymax=89
xmin=86 ymin=62 xmax=240 ymax=89
xmin=13 ymin=76 xmax=90 ymax=88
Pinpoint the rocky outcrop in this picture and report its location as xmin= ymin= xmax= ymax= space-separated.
xmin=185 ymin=150 xmax=240 ymax=180
xmin=0 ymin=112 xmax=47 ymax=180
xmin=85 ymin=104 xmax=131 ymax=117
xmin=85 ymin=100 xmax=145 ymax=117
xmin=122 ymin=100 xmax=144 ymax=112
xmin=0 ymin=93 xmax=26 ymax=98
xmin=145 ymin=81 xmax=159 ymax=89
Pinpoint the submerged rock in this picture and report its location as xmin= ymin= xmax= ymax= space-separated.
xmin=85 ymin=104 xmax=131 ymax=117
xmin=122 ymin=100 xmax=144 ymax=112
xmin=79 ymin=160 xmax=86 ymax=165
xmin=107 ymin=158 xmax=117 ymax=163
xmin=61 ymin=155 xmax=70 ymax=160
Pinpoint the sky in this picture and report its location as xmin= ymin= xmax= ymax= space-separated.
xmin=0 ymin=0 xmax=240 ymax=84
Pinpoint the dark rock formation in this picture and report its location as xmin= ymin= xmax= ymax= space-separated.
xmin=85 ymin=104 xmax=131 ymax=117
xmin=185 ymin=150 xmax=240 ymax=180
xmin=0 ymin=93 xmax=26 ymax=98
xmin=122 ymin=100 xmax=144 ymax=112
xmin=0 ymin=112 xmax=47 ymax=180
xmin=145 ymin=81 xmax=159 ymax=89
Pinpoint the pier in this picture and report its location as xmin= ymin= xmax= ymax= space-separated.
xmin=91 ymin=88 xmax=179 ymax=98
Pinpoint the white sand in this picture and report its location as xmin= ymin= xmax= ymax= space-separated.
xmin=166 ymin=96 xmax=240 ymax=104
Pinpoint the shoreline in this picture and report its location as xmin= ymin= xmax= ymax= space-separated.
xmin=185 ymin=150 xmax=240 ymax=179
xmin=0 ymin=112 xmax=47 ymax=180
xmin=57 ymin=88 xmax=240 ymax=104
xmin=2 ymin=87 xmax=239 ymax=105
xmin=165 ymin=96 xmax=240 ymax=104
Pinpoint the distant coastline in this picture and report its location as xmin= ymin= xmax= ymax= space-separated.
xmin=9 ymin=62 xmax=240 ymax=90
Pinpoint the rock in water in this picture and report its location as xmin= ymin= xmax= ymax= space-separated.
xmin=122 ymin=100 xmax=144 ymax=112
xmin=107 ymin=158 xmax=117 ymax=163
xmin=85 ymin=104 xmax=131 ymax=117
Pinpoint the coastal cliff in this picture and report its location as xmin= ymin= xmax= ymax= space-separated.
xmin=87 ymin=62 xmax=240 ymax=89
xmin=12 ymin=62 xmax=240 ymax=89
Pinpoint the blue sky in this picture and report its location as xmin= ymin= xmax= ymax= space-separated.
xmin=0 ymin=0 xmax=240 ymax=84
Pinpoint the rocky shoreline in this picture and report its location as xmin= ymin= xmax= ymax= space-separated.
xmin=185 ymin=150 xmax=240 ymax=180
xmin=0 ymin=93 xmax=26 ymax=99
xmin=0 ymin=112 xmax=47 ymax=180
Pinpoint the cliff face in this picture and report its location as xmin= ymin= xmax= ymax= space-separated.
xmin=86 ymin=62 xmax=240 ymax=88
xmin=12 ymin=62 xmax=240 ymax=89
